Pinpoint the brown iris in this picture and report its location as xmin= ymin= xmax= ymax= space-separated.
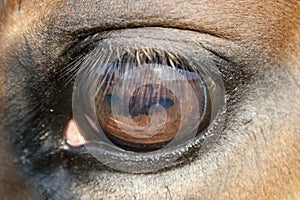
xmin=94 ymin=64 xmax=209 ymax=151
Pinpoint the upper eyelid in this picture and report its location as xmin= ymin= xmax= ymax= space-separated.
xmin=58 ymin=30 xmax=225 ymax=80
xmin=58 ymin=28 xmax=231 ymax=65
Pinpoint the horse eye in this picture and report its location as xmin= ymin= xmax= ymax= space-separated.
xmin=71 ymin=42 xmax=225 ymax=173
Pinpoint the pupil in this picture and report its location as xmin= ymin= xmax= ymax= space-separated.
xmin=128 ymin=84 xmax=174 ymax=117
xmin=106 ymin=88 xmax=174 ymax=115
xmin=158 ymin=99 xmax=174 ymax=109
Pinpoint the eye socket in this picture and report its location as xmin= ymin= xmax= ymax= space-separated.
xmin=72 ymin=36 xmax=225 ymax=173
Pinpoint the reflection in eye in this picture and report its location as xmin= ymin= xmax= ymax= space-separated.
xmin=95 ymin=63 xmax=209 ymax=151
xmin=72 ymin=44 xmax=225 ymax=172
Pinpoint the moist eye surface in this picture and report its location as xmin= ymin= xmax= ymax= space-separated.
xmin=71 ymin=31 xmax=226 ymax=173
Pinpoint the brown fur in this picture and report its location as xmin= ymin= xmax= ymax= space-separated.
xmin=0 ymin=0 xmax=299 ymax=199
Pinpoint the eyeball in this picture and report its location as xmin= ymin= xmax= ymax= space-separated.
xmin=94 ymin=62 xmax=210 ymax=151
xmin=72 ymin=43 xmax=225 ymax=173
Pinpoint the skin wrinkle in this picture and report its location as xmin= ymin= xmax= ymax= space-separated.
xmin=57 ymin=0 xmax=296 ymax=57
xmin=0 ymin=0 xmax=299 ymax=199
xmin=1 ymin=0 xmax=297 ymax=64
